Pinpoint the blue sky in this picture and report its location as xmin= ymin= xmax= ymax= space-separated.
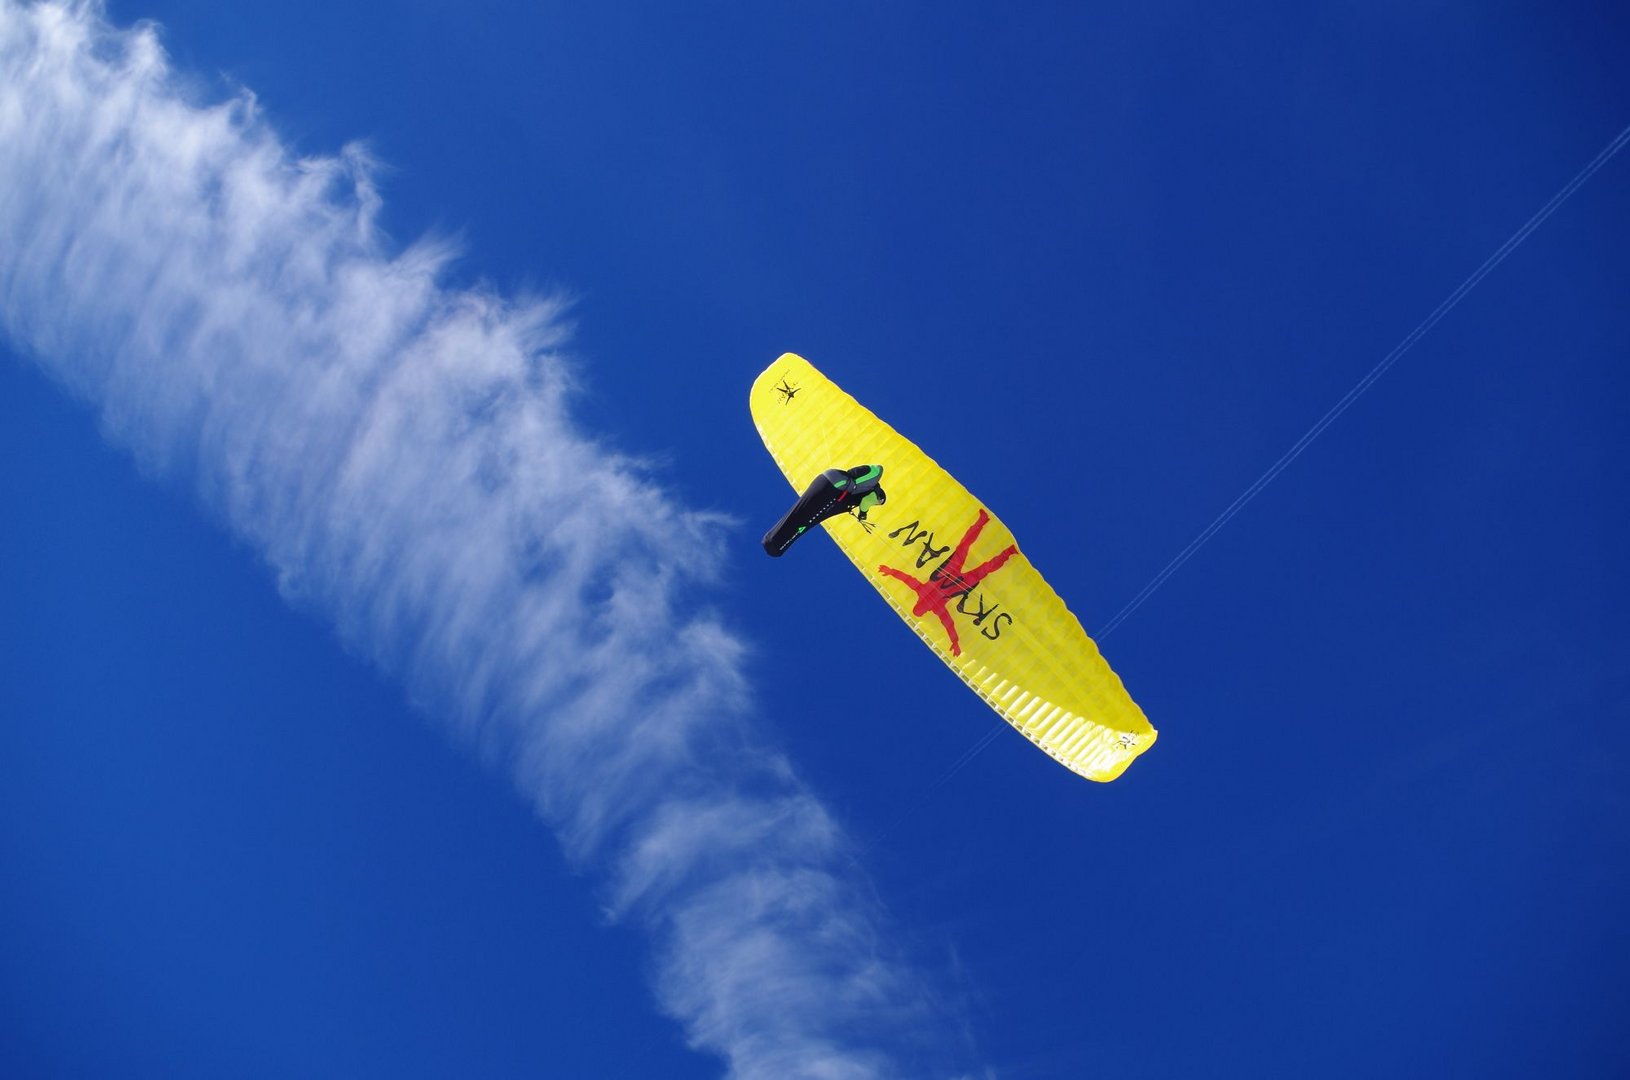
xmin=2 ymin=2 xmax=1627 ymax=1077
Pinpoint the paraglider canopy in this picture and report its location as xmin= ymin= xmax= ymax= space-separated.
xmin=751 ymin=353 xmax=1156 ymax=782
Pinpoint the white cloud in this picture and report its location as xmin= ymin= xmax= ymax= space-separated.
xmin=0 ymin=3 xmax=977 ymax=1076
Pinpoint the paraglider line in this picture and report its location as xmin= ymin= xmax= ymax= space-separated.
xmin=860 ymin=721 xmax=1007 ymax=851
xmin=940 ymin=722 xmax=1007 ymax=782
xmin=1093 ymin=118 xmax=1630 ymax=642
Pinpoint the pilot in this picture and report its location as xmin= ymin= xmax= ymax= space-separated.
xmin=762 ymin=465 xmax=885 ymax=556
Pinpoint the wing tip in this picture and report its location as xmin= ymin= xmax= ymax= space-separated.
xmin=1070 ymin=725 xmax=1159 ymax=783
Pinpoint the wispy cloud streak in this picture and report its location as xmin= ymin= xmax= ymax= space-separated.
xmin=0 ymin=3 xmax=976 ymax=1076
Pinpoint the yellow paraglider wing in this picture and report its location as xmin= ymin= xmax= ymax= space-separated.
xmin=750 ymin=353 xmax=1155 ymax=781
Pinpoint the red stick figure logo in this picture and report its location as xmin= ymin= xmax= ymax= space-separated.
xmin=878 ymin=509 xmax=1017 ymax=656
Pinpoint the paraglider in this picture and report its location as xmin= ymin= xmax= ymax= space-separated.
xmin=752 ymin=353 xmax=1155 ymax=782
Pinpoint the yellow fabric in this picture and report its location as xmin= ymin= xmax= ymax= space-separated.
xmin=751 ymin=353 xmax=1156 ymax=781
